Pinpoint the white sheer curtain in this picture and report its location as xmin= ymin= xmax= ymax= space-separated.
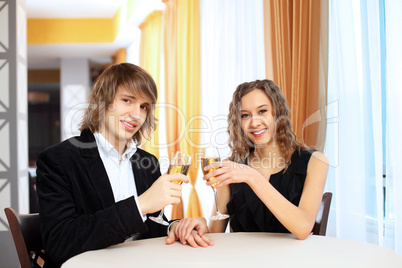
xmin=326 ymin=0 xmax=402 ymax=253
xmin=326 ymin=0 xmax=368 ymax=241
xmin=198 ymin=0 xmax=266 ymax=220
xmin=384 ymin=0 xmax=402 ymax=254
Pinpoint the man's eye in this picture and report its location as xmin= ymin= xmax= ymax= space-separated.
xmin=140 ymin=105 xmax=149 ymax=111
xmin=123 ymin=99 xmax=131 ymax=103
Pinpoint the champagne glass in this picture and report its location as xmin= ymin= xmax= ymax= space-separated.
xmin=149 ymin=151 xmax=192 ymax=225
xmin=201 ymin=147 xmax=230 ymax=221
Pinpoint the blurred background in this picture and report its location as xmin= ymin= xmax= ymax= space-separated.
xmin=1 ymin=0 xmax=402 ymax=266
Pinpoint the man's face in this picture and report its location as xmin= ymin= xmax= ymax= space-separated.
xmin=100 ymin=86 xmax=149 ymax=149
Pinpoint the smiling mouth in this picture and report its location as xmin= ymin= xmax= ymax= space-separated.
xmin=251 ymin=129 xmax=267 ymax=136
xmin=121 ymin=120 xmax=137 ymax=128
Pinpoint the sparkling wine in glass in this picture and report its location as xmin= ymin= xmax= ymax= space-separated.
xmin=202 ymin=147 xmax=230 ymax=221
xmin=148 ymin=151 xmax=192 ymax=225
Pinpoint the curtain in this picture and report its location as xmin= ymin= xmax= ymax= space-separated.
xmin=162 ymin=0 xmax=203 ymax=219
xmin=359 ymin=0 xmax=384 ymax=246
xmin=199 ymin=0 xmax=266 ymax=220
xmin=162 ymin=0 xmax=184 ymax=219
xmin=384 ymin=0 xmax=402 ymax=254
xmin=177 ymin=0 xmax=203 ymax=218
xmin=326 ymin=0 xmax=370 ymax=242
xmin=112 ymin=48 xmax=126 ymax=64
xmin=162 ymin=0 xmax=179 ymax=158
xmin=139 ymin=11 xmax=163 ymax=158
xmin=263 ymin=0 xmax=328 ymax=151
xmin=326 ymin=0 xmax=402 ymax=254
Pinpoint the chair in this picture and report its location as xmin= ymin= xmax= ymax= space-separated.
xmin=312 ymin=192 xmax=332 ymax=236
xmin=4 ymin=207 xmax=48 ymax=268
xmin=29 ymin=172 xmax=39 ymax=213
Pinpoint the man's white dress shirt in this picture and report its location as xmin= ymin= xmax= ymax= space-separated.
xmin=94 ymin=133 xmax=146 ymax=240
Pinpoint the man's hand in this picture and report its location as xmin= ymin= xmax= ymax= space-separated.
xmin=138 ymin=173 xmax=188 ymax=215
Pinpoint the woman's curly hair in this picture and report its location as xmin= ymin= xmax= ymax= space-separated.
xmin=79 ymin=63 xmax=157 ymax=145
xmin=227 ymin=79 xmax=302 ymax=165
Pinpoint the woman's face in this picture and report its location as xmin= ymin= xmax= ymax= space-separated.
xmin=240 ymin=89 xmax=276 ymax=147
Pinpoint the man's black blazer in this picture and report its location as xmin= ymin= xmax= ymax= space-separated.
xmin=36 ymin=129 xmax=168 ymax=267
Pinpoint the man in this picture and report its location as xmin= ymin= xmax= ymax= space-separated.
xmin=36 ymin=63 xmax=188 ymax=267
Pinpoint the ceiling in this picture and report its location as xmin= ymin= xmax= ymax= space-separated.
xmin=26 ymin=0 xmax=142 ymax=69
xmin=26 ymin=0 xmax=124 ymax=18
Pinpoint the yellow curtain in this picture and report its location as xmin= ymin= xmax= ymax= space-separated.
xmin=177 ymin=0 xmax=203 ymax=218
xmin=112 ymin=48 xmax=126 ymax=64
xmin=263 ymin=0 xmax=328 ymax=151
xmin=163 ymin=0 xmax=184 ymax=219
xmin=163 ymin=0 xmax=203 ymax=219
xmin=163 ymin=0 xmax=179 ymax=160
xmin=139 ymin=11 xmax=163 ymax=158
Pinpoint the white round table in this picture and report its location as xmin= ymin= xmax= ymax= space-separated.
xmin=61 ymin=232 xmax=402 ymax=268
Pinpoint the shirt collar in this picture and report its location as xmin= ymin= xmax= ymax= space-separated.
xmin=94 ymin=132 xmax=137 ymax=160
xmin=123 ymin=139 xmax=137 ymax=160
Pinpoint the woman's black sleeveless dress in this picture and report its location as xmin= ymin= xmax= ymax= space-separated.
xmin=227 ymin=148 xmax=314 ymax=233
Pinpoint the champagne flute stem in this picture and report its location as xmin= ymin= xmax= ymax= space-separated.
xmin=158 ymin=208 xmax=164 ymax=218
xmin=213 ymin=188 xmax=220 ymax=214
xmin=149 ymin=207 xmax=169 ymax=226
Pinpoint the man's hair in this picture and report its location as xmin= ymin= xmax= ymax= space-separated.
xmin=79 ymin=63 xmax=158 ymax=145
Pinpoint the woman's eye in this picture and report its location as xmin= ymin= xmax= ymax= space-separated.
xmin=123 ymin=99 xmax=131 ymax=104
xmin=140 ymin=105 xmax=148 ymax=111
xmin=259 ymin=109 xmax=267 ymax=114
xmin=241 ymin=114 xmax=249 ymax=119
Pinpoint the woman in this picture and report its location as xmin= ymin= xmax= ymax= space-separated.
xmin=169 ymin=79 xmax=328 ymax=247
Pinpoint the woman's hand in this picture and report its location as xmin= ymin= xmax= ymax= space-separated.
xmin=203 ymin=159 xmax=263 ymax=187
xmin=167 ymin=217 xmax=213 ymax=247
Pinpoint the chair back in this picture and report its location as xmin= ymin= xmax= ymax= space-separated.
xmin=312 ymin=192 xmax=332 ymax=236
xmin=4 ymin=207 xmax=47 ymax=268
